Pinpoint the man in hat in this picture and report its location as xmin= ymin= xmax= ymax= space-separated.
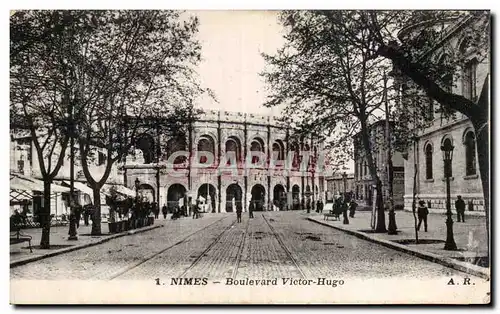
xmin=417 ymin=200 xmax=429 ymax=232
xmin=455 ymin=195 xmax=466 ymax=223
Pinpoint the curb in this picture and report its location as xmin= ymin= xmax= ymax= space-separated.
xmin=404 ymin=209 xmax=486 ymax=217
xmin=307 ymin=217 xmax=490 ymax=280
xmin=10 ymin=224 xmax=163 ymax=269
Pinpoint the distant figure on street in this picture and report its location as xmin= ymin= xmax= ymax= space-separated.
xmin=316 ymin=200 xmax=324 ymax=213
xmin=74 ymin=204 xmax=82 ymax=228
xmin=192 ymin=204 xmax=199 ymax=219
xmin=349 ymin=199 xmax=358 ymax=218
xmin=455 ymin=195 xmax=466 ymax=222
xmin=236 ymin=203 xmax=242 ymax=223
xmin=249 ymin=200 xmax=254 ymax=218
xmin=162 ymin=204 xmax=168 ymax=219
xmin=417 ymin=200 xmax=429 ymax=232
xmin=153 ymin=203 xmax=159 ymax=219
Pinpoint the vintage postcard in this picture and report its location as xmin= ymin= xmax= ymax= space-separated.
xmin=9 ymin=9 xmax=490 ymax=304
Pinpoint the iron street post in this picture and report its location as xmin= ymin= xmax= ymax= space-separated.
xmin=442 ymin=140 xmax=457 ymax=250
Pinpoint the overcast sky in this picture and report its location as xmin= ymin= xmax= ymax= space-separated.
xmin=194 ymin=10 xmax=285 ymax=115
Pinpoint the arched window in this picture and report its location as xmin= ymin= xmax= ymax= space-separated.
xmin=225 ymin=137 xmax=241 ymax=165
xmin=166 ymin=136 xmax=187 ymax=164
xmin=198 ymin=135 xmax=215 ymax=164
xmin=250 ymin=138 xmax=264 ymax=164
xmin=290 ymin=142 xmax=300 ymax=168
xmin=272 ymin=140 xmax=285 ymax=161
xmin=464 ymin=131 xmax=477 ymax=176
xmin=463 ymin=58 xmax=478 ymax=101
xmin=427 ymin=97 xmax=435 ymax=121
xmin=425 ymin=143 xmax=433 ymax=180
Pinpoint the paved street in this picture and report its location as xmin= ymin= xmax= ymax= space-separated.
xmin=11 ymin=211 xmax=486 ymax=282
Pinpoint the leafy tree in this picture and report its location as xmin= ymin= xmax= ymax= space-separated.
xmin=322 ymin=10 xmax=490 ymax=239
xmin=64 ymin=10 xmax=205 ymax=235
xmin=262 ymin=11 xmax=394 ymax=231
xmin=10 ymin=10 xmax=92 ymax=248
xmin=11 ymin=10 xmax=207 ymax=238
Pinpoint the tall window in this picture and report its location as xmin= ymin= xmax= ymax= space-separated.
xmin=198 ymin=136 xmax=215 ymax=164
xmin=225 ymin=137 xmax=241 ymax=165
xmin=425 ymin=143 xmax=433 ymax=179
xmin=250 ymin=138 xmax=264 ymax=164
xmin=426 ymin=97 xmax=434 ymax=121
xmin=465 ymin=131 xmax=477 ymax=176
xmin=463 ymin=59 xmax=478 ymax=101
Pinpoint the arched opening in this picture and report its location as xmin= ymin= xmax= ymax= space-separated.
xmin=138 ymin=183 xmax=155 ymax=203
xmin=250 ymin=184 xmax=266 ymax=211
xmin=464 ymin=131 xmax=476 ymax=176
xmin=167 ymin=184 xmax=186 ymax=212
xmin=292 ymin=184 xmax=300 ymax=210
xmin=136 ymin=134 xmax=155 ymax=164
xmin=197 ymin=135 xmax=215 ymax=164
xmin=290 ymin=142 xmax=300 ymax=169
xmin=226 ymin=184 xmax=243 ymax=213
xmin=250 ymin=137 xmax=265 ymax=164
xmin=273 ymin=184 xmax=286 ymax=210
xmin=166 ymin=135 xmax=187 ymax=164
xmin=425 ymin=143 xmax=433 ymax=180
xmin=197 ymin=183 xmax=216 ymax=213
xmin=225 ymin=136 xmax=242 ymax=166
xmin=272 ymin=140 xmax=285 ymax=161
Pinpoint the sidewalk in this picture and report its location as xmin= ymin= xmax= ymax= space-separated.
xmin=10 ymin=220 xmax=162 ymax=267
xmin=306 ymin=210 xmax=489 ymax=279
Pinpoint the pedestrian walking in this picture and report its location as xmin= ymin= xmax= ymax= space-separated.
xmin=162 ymin=204 xmax=168 ymax=219
xmin=249 ymin=200 xmax=254 ymax=218
xmin=349 ymin=199 xmax=358 ymax=218
xmin=236 ymin=203 xmax=242 ymax=223
xmin=455 ymin=195 xmax=466 ymax=222
xmin=417 ymin=200 xmax=429 ymax=232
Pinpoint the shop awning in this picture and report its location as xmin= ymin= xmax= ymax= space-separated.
xmin=114 ymin=185 xmax=136 ymax=198
xmin=10 ymin=173 xmax=70 ymax=193
xmin=62 ymin=181 xmax=94 ymax=196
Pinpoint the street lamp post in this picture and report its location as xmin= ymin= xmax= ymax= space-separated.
xmin=342 ymin=172 xmax=349 ymax=225
xmin=441 ymin=139 xmax=457 ymax=251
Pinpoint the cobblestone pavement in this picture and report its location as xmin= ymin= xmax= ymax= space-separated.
xmin=11 ymin=211 xmax=486 ymax=282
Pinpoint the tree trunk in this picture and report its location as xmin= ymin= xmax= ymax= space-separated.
xmin=359 ymin=115 xmax=386 ymax=232
xmin=40 ymin=180 xmax=52 ymax=249
xmin=92 ymin=187 xmax=102 ymax=235
xmin=374 ymin=179 xmax=386 ymax=232
xmin=472 ymin=118 xmax=489 ymax=260
xmin=412 ymin=141 xmax=419 ymax=244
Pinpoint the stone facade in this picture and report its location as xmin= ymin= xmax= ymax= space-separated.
xmin=122 ymin=110 xmax=326 ymax=213
xmin=395 ymin=15 xmax=488 ymax=214
xmin=10 ymin=110 xmax=326 ymax=215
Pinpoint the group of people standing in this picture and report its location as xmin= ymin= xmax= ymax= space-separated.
xmin=416 ymin=195 xmax=469 ymax=233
